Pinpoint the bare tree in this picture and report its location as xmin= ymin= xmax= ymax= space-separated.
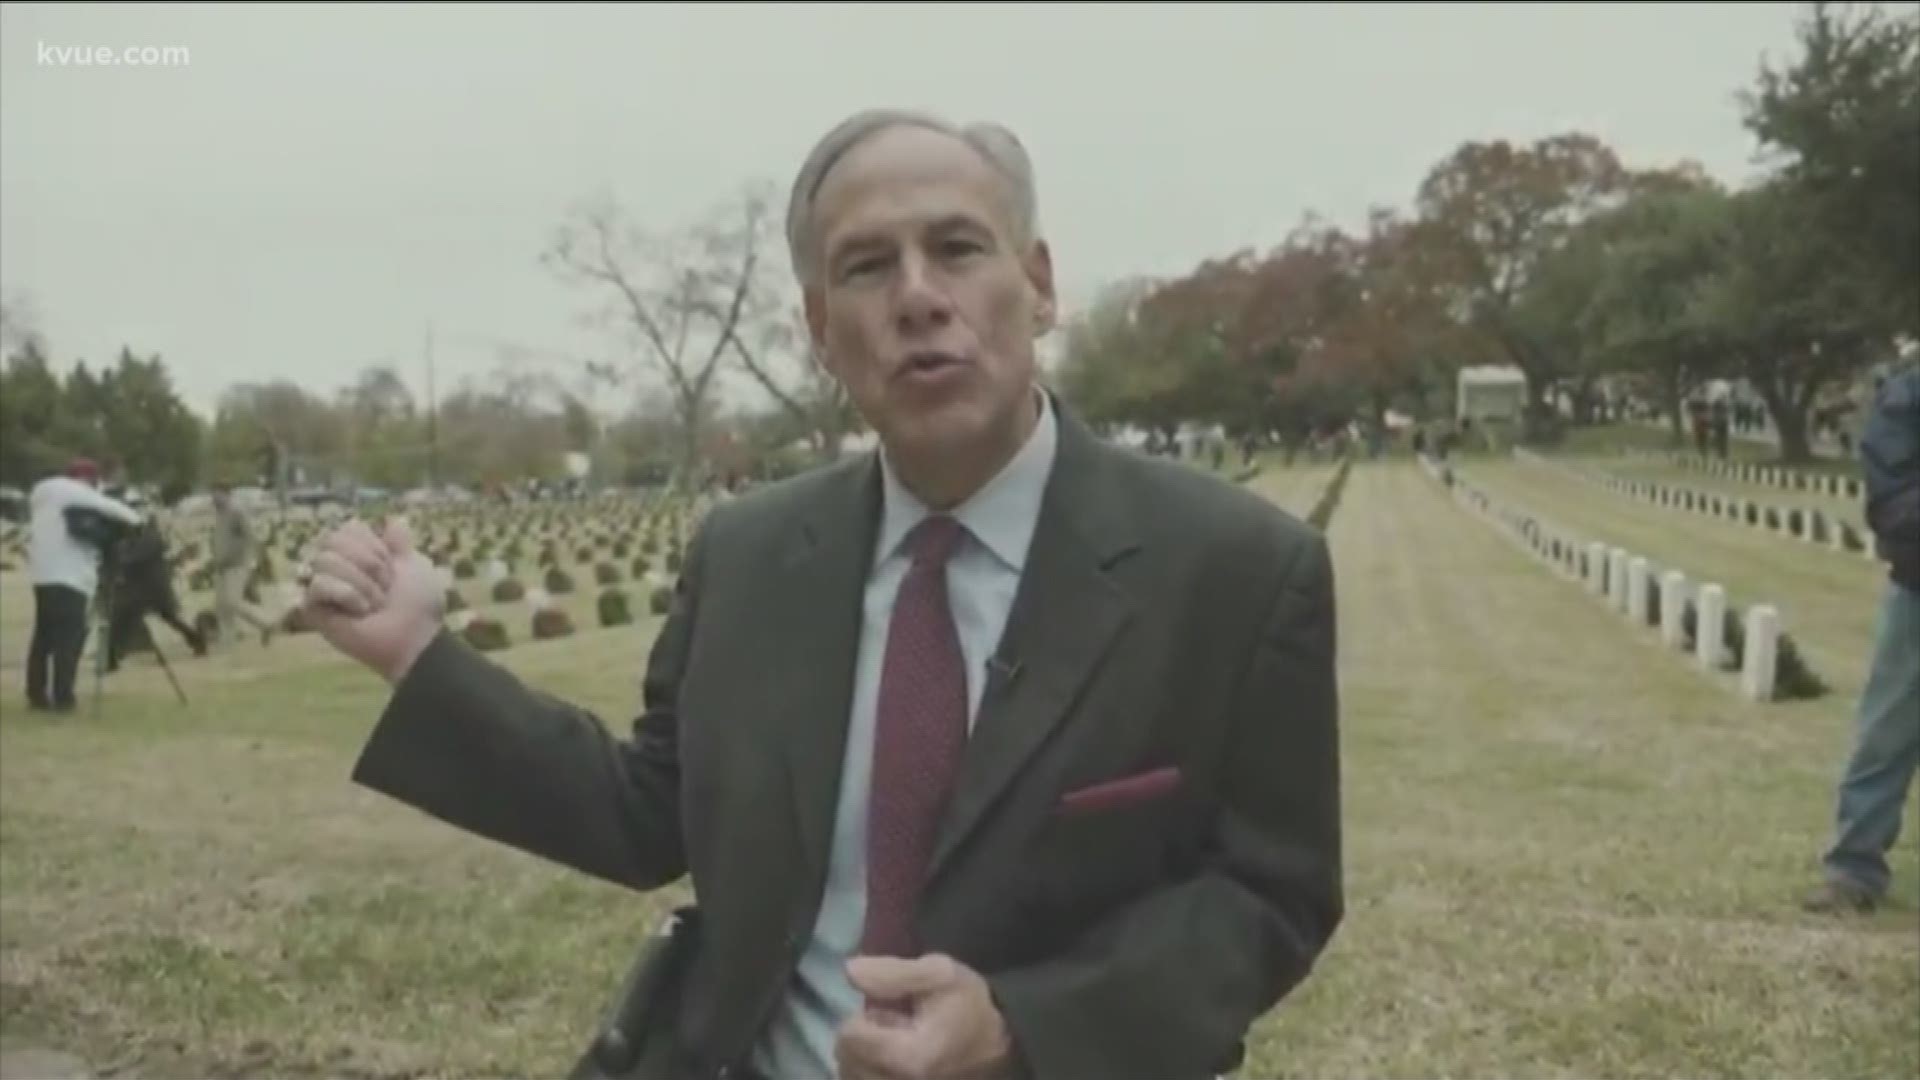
xmin=721 ymin=299 xmax=865 ymax=459
xmin=687 ymin=189 xmax=864 ymax=458
xmin=543 ymin=185 xmax=772 ymax=487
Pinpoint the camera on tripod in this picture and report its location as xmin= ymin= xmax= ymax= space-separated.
xmin=66 ymin=504 xmax=199 ymax=704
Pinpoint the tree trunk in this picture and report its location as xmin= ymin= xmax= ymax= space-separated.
xmin=1661 ymin=368 xmax=1686 ymax=448
xmin=1753 ymin=381 xmax=1814 ymax=466
xmin=1771 ymin=404 xmax=1814 ymax=465
xmin=676 ymin=402 xmax=704 ymax=492
xmin=1522 ymin=375 xmax=1557 ymax=443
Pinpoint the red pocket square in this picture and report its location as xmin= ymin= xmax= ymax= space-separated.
xmin=1057 ymin=766 xmax=1183 ymax=815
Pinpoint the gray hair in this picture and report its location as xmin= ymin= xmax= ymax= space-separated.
xmin=784 ymin=108 xmax=1041 ymax=288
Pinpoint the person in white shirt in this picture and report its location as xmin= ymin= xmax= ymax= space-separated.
xmin=26 ymin=458 xmax=142 ymax=713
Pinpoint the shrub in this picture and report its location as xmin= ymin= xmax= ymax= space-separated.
xmin=532 ymin=607 xmax=576 ymax=640
xmin=453 ymin=558 xmax=476 ymax=580
xmin=1775 ymin=631 xmax=1828 ymax=700
xmin=631 ymin=557 xmax=651 ymax=579
xmin=463 ymin=617 xmax=511 ymax=652
xmin=493 ymin=578 xmax=526 ymax=603
xmin=445 ymin=589 xmax=467 ymax=613
xmin=650 ymin=585 xmax=674 ymax=615
xmin=595 ymin=562 xmax=622 ymax=585
xmin=598 ymin=588 xmax=633 ymax=627
xmin=1306 ymin=458 xmax=1353 ymax=531
xmin=545 ymin=567 xmax=576 ymax=595
xmin=612 ymin=540 xmax=631 ymax=559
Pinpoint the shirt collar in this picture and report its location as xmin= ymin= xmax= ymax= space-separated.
xmin=875 ymin=387 xmax=1058 ymax=572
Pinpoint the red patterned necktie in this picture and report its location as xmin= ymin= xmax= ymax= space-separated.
xmin=861 ymin=514 xmax=969 ymax=960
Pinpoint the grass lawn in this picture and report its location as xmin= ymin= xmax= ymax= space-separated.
xmin=2 ymin=461 xmax=1915 ymax=1079
xmin=1456 ymin=454 xmax=1887 ymax=699
xmin=1557 ymin=423 xmax=1861 ymax=479
xmin=1561 ymin=456 xmax=1868 ymax=533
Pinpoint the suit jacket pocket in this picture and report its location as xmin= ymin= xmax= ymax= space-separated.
xmin=1056 ymin=765 xmax=1183 ymax=817
xmin=1029 ymin=772 xmax=1185 ymax=920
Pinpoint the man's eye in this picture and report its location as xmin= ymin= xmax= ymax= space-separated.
xmin=940 ymin=238 xmax=983 ymax=258
xmin=842 ymin=257 xmax=888 ymax=280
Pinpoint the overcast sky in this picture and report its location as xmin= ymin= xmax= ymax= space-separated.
xmin=0 ymin=2 xmax=1838 ymax=416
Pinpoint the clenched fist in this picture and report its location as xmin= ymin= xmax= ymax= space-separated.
xmin=301 ymin=516 xmax=444 ymax=684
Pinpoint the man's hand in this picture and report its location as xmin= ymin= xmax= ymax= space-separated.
xmin=835 ymin=954 xmax=1018 ymax=1080
xmin=301 ymin=517 xmax=443 ymax=684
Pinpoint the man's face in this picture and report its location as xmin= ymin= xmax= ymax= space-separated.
xmin=804 ymin=125 xmax=1056 ymax=463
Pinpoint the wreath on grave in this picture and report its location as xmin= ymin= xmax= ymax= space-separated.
xmin=1679 ymin=597 xmax=1828 ymax=700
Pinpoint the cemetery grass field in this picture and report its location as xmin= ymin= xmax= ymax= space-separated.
xmin=2 ymin=459 xmax=1916 ymax=1079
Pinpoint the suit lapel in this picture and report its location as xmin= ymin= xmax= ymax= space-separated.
xmin=772 ymin=454 xmax=884 ymax=900
xmin=928 ymin=410 xmax=1142 ymax=881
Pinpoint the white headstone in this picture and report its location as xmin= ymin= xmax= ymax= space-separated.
xmin=1660 ymin=571 xmax=1688 ymax=648
xmin=485 ymin=559 xmax=508 ymax=583
xmin=1696 ymin=584 xmax=1727 ymax=670
xmin=1609 ymin=548 xmax=1631 ymax=613
xmin=1741 ymin=605 xmax=1781 ymax=702
xmin=1828 ymin=514 xmax=1850 ymax=552
xmin=1627 ymin=557 xmax=1650 ymax=624
xmin=1588 ymin=542 xmax=1609 ymax=596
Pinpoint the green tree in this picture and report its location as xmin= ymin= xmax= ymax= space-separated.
xmin=1414 ymin=133 xmax=1630 ymax=438
xmin=1691 ymin=180 xmax=1890 ymax=462
xmin=1577 ymin=183 xmax=1736 ymax=445
xmin=1742 ymin=0 xmax=1920 ymax=338
xmin=0 ymin=341 xmax=69 ymax=485
xmin=98 ymin=349 xmax=203 ymax=495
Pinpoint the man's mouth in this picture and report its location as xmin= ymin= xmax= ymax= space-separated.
xmin=899 ymin=350 xmax=967 ymax=378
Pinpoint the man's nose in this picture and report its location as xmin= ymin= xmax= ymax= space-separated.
xmin=892 ymin=253 xmax=953 ymax=333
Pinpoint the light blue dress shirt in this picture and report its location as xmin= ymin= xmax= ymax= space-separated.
xmin=751 ymin=390 xmax=1060 ymax=1079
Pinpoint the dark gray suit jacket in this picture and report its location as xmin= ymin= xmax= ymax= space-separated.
xmin=353 ymin=401 xmax=1343 ymax=1079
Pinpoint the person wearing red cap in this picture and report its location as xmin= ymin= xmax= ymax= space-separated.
xmin=25 ymin=458 xmax=141 ymax=713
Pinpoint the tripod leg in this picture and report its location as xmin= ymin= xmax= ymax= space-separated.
xmin=150 ymin=638 xmax=188 ymax=707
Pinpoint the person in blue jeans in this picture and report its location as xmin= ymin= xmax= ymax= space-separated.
xmin=1806 ymin=363 xmax=1920 ymax=913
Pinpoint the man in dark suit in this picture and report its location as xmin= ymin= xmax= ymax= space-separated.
xmin=300 ymin=108 xmax=1342 ymax=1080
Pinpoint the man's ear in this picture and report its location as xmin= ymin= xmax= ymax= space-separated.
xmin=1025 ymin=239 xmax=1057 ymax=336
xmin=802 ymin=287 xmax=836 ymax=376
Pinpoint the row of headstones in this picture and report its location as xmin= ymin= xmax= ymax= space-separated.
xmin=1421 ymin=455 xmax=1786 ymax=702
xmin=1624 ymin=447 xmax=1864 ymax=501
xmin=1518 ymin=450 xmax=1874 ymax=563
